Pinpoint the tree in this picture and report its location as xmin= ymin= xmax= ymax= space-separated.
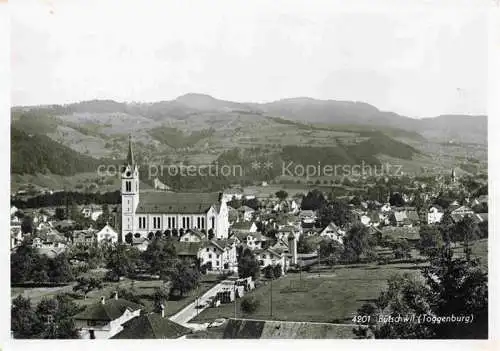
xmin=106 ymin=244 xmax=139 ymax=278
xmin=318 ymin=200 xmax=353 ymax=227
xmin=342 ymin=223 xmax=374 ymax=262
xmin=391 ymin=239 xmax=411 ymax=259
xmin=389 ymin=193 xmax=405 ymax=207
xmin=301 ymin=189 xmax=326 ymax=210
xmin=238 ymin=248 xmax=260 ymax=280
xmin=275 ymin=190 xmax=288 ymax=201
xmin=424 ymin=248 xmax=488 ymax=338
xmin=11 ymin=295 xmax=42 ymax=339
xmin=35 ymin=295 xmax=81 ymax=339
xmin=354 ymin=274 xmax=434 ymax=339
xmin=478 ymin=220 xmax=488 ymax=239
xmin=350 ymin=195 xmax=362 ymax=206
xmin=152 ymin=281 xmax=172 ymax=312
xmin=418 ymin=225 xmax=444 ymax=257
xmin=297 ymin=235 xmax=314 ymax=254
xmin=208 ymin=229 xmax=215 ymax=240
xmin=240 ymin=296 xmax=260 ymax=314
xmin=319 ymin=239 xmax=343 ymax=266
xmin=355 ymin=247 xmax=488 ymax=339
xmin=47 ymin=254 xmax=74 ymax=283
xmin=263 ymin=265 xmax=274 ymax=279
xmin=452 ymin=215 xmax=479 ymax=261
xmin=273 ymin=264 xmax=282 ymax=278
xmin=11 ymin=242 xmax=38 ymax=283
xmin=142 ymin=238 xmax=177 ymax=276
xmin=168 ymin=262 xmax=200 ymax=296
xmin=72 ymin=276 xmax=103 ymax=299
xmin=55 ymin=207 xmax=66 ymax=220
xmin=21 ymin=216 xmax=34 ymax=234
xmin=125 ymin=232 xmax=133 ymax=245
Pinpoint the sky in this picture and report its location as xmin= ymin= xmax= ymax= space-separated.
xmin=11 ymin=0 xmax=489 ymax=117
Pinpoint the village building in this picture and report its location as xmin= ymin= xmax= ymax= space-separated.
xmin=96 ymin=223 xmax=119 ymax=243
xmin=427 ymin=205 xmax=444 ymax=224
xmin=73 ymin=294 xmax=142 ymax=339
xmin=255 ymin=247 xmax=287 ymax=275
xmin=238 ymin=205 xmax=256 ymax=222
xmin=318 ymin=222 xmax=344 ymax=243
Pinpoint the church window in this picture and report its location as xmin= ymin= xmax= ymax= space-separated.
xmin=186 ymin=217 xmax=190 ymax=229
xmin=211 ymin=216 xmax=215 ymax=228
xmin=153 ymin=216 xmax=161 ymax=229
xmin=197 ymin=217 xmax=201 ymax=228
xmin=182 ymin=217 xmax=186 ymax=228
xmin=201 ymin=217 xmax=205 ymax=229
xmin=139 ymin=217 xmax=146 ymax=229
xmin=125 ymin=181 xmax=132 ymax=192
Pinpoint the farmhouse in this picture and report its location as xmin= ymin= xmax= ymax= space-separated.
xmin=73 ymin=294 xmax=142 ymax=339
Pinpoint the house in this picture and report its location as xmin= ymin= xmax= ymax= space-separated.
xmin=231 ymin=221 xmax=258 ymax=233
xmin=380 ymin=203 xmax=392 ymax=213
xmin=449 ymin=205 xmax=475 ymax=223
xmin=198 ymin=240 xmax=238 ymax=272
xmin=179 ymin=229 xmax=205 ymax=243
xmin=255 ymin=248 xmax=287 ymax=275
xmin=298 ymin=210 xmax=316 ymax=222
xmin=234 ymin=231 xmax=268 ymax=251
xmin=73 ymin=230 xmax=97 ymax=245
xmin=239 ymin=205 xmax=255 ymax=222
xmin=96 ymin=224 xmax=119 ymax=243
xmin=10 ymin=227 xmax=23 ymax=249
xmin=359 ymin=214 xmax=371 ymax=227
xmin=10 ymin=206 xmax=18 ymax=216
xmin=173 ymin=241 xmax=202 ymax=263
xmin=319 ymin=222 xmax=344 ymax=243
xmin=427 ymin=205 xmax=444 ymax=224
xmin=121 ymin=137 xmax=229 ymax=240
xmin=276 ymin=225 xmax=300 ymax=241
xmin=73 ymin=294 xmax=142 ymax=339
xmin=380 ymin=226 xmax=420 ymax=247
xmin=390 ymin=211 xmax=409 ymax=227
xmin=112 ymin=311 xmax=191 ymax=339
xmin=81 ymin=206 xmax=103 ymax=221
xmin=132 ymin=237 xmax=150 ymax=252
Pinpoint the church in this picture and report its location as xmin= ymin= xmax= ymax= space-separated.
xmin=120 ymin=137 xmax=229 ymax=241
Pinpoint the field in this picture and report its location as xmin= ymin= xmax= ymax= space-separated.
xmin=191 ymin=262 xmax=425 ymax=324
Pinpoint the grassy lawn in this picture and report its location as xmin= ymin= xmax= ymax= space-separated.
xmin=191 ymin=262 xmax=426 ymax=324
xmin=452 ymin=238 xmax=488 ymax=269
xmin=72 ymin=274 xmax=218 ymax=317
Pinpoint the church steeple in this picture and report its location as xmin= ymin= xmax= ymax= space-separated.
xmin=126 ymin=134 xmax=134 ymax=166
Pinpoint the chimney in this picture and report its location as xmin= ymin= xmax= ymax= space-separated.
xmin=113 ymin=291 xmax=118 ymax=300
xmin=100 ymin=296 xmax=106 ymax=305
xmin=160 ymin=304 xmax=165 ymax=318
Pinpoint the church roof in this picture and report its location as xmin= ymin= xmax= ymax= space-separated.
xmin=126 ymin=135 xmax=135 ymax=166
xmin=136 ymin=192 xmax=221 ymax=214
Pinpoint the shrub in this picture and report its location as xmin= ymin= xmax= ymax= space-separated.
xmin=241 ymin=296 xmax=260 ymax=314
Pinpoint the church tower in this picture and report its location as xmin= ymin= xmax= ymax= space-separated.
xmin=121 ymin=135 xmax=139 ymax=238
xmin=451 ymin=168 xmax=456 ymax=183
